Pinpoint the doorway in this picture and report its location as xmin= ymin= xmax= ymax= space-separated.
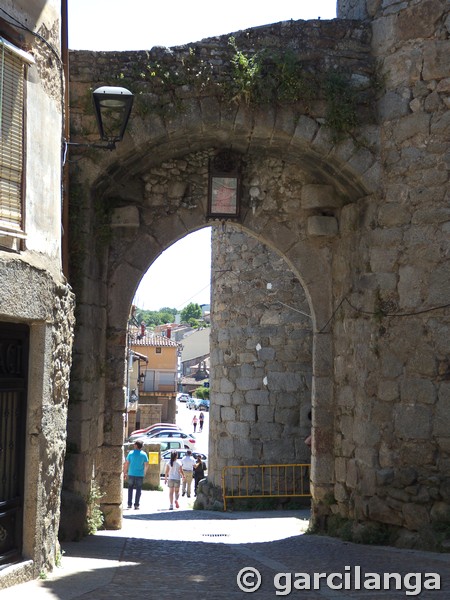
xmin=0 ymin=323 xmax=29 ymax=567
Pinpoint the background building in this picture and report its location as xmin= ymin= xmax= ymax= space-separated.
xmin=129 ymin=331 xmax=180 ymax=430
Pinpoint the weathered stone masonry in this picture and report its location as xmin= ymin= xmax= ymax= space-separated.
xmin=65 ymin=1 xmax=450 ymax=549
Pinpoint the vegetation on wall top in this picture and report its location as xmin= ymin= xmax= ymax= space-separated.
xmin=117 ymin=36 xmax=374 ymax=142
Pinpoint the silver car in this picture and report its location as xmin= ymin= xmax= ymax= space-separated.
xmin=159 ymin=449 xmax=207 ymax=476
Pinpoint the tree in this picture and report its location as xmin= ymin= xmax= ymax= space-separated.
xmin=133 ymin=306 xmax=177 ymax=327
xmin=180 ymin=302 xmax=202 ymax=323
xmin=193 ymin=386 xmax=209 ymax=399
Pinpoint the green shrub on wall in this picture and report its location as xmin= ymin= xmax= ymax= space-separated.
xmin=119 ymin=37 xmax=367 ymax=143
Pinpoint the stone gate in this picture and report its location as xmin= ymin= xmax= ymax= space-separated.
xmin=65 ymin=1 xmax=450 ymax=549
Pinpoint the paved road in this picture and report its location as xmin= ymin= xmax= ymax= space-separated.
xmin=2 ymin=489 xmax=450 ymax=599
xmin=176 ymin=398 xmax=209 ymax=454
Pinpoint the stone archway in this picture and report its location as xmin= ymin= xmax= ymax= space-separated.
xmin=65 ymin=21 xmax=379 ymax=531
xmin=67 ymin=136 xmax=373 ymax=528
xmin=53 ymin=0 xmax=450 ymax=553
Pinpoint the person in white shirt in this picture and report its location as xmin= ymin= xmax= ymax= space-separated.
xmin=180 ymin=450 xmax=196 ymax=498
xmin=164 ymin=451 xmax=184 ymax=510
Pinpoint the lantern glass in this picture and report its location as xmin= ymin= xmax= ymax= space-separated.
xmin=92 ymin=86 xmax=134 ymax=143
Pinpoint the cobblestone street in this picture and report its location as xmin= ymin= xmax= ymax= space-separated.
xmin=2 ymin=490 xmax=450 ymax=599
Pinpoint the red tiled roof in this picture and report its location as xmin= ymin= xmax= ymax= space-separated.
xmin=132 ymin=332 xmax=179 ymax=348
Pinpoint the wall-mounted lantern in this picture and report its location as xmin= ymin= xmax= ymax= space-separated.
xmin=207 ymin=150 xmax=241 ymax=219
xmin=64 ymin=86 xmax=134 ymax=156
xmin=92 ymin=86 xmax=134 ymax=148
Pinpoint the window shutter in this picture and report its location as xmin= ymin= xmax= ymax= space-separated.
xmin=0 ymin=41 xmax=25 ymax=231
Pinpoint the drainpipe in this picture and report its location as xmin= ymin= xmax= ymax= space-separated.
xmin=61 ymin=0 xmax=70 ymax=279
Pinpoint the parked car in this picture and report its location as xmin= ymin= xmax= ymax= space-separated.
xmin=159 ymin=450 xmax=208 ymax=476
xmin=176 ymin=393 xmax=191 ymax=402
xmin=195 ymin=399 xmax=210 ymax=412
xmin=136 ymin=431 xmax=196 ymax=450
xmin=186 ymin=397 xmax=197 ymax=410
xmin=128 ymin=423 xmax=179 ymax=442
xmin=124 ymin=439 xmax=184 ymax=454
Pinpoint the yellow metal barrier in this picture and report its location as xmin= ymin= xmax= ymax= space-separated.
xmin=221 ymin=463 xmax=311 ymax=511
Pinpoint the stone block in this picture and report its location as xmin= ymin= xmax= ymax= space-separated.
xmin=221 ymin=406 xmax=236 ymax=421
xmin=301 ymin=184 xmax=340 ymax=210
xmin=111 ymin=206 xmax=140 ymax=229
xmin=434 ymin=394 xmax=450 ymax=437
xmin=267 ymin=371 xmax=303 ymax=392
xmin=235 ymin=377 xmax=260 ymax=391
xmin=399 ymin=442 xmax=434 ymax=466
xmin=292 ymin=115 xmax=319 ymax=143
xmin=378 ymin=90 xmax=411 ymax=121
xmin=396 ymin=0 xmax=444 ymax=38
xmin=346 ymin=459 xmax=359 ymax=489
xmin=368 ymin=495 xmax=403 ymax=526
xmin=381 ymin=352 xmax=404 ymax=378
xmin=238 ymin=352 xmax=258 ymax=363
xmin=226 ymin=421 xmax=250 ymax=437
xmin=338 ymin=203 xmax=359 ymax=235
xmin=430 ymin=501 xmax=450 ymax=523
xmin=394 ymin=404 xmax=432 ymax=440
xmin=220 ymin=378 xmax=235 ymax=393
xmin=360 ymin=470 xmax=377 ymax=496
xmin=335 ymin=456 xmax=347 ymax=483
xmin=403 ymin=503 xmax=430 ymax=531
xmin=378 ymin=203 xmax=411 ymax=227
xmin=256 ymin=404 xmax=274 ymax=423
xmin=245 ymin=390 xmax=270 ymax=405
xmin=59 ymin=490 xmax=87 ymax=541
xmin=239 ymin=404 xmax=256 ymax=422
xmin=378 ymin=380 xmax=399 ymax=402
xmin=102 ymin=503 xmax=122 ymax=531
xmin=307 ymin=215 xmax=339 ymax=237
xmin=369 ymin=247 xmax=398 ymax=272
xmin=217 ymin=437 xmax=235 ymax=459
xmin=250 ymin=422 xmax=283 ymax=441
xmin=393 ymin=112 xmax=431 ymax=144
xmin=347 ymin=147 xmax=376 ymax=175
xmin=400 ymin=378 xmax=436 ymax=404
xmin=398 ymin=265 xmax=425 ymax=308
xmin=334 ymin=482 xmax=348 ymax=502
xmin=423 ymin=40 xmax=450 ymax=81
xmin=377 ymin=468 xmax=395 ymax=486
xmin=429 ymin=262 xmax=450 ymax=305
xmin=355 ymin=446 xmax=379 ymax=468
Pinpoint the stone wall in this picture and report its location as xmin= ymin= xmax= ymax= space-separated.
xmin=0 ymin=260 xmax=74 ymax=586
xmin=0 ymin=0 xmax=76 ymax=588
xmin=327 ymin=0 xmax=450 ymax=548
xmin=65 ymin=3 xmax=450 ymax=549
xmin=209 ymin=224 xmax=313 ymax=481
xmin=138 ymin=404 xmax=163 ymax=429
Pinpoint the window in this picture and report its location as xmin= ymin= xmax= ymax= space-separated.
xmin=0 ymin=37 xmax=33 ymax=235
xmin=155 ymin=347 xmax=161 ymax=354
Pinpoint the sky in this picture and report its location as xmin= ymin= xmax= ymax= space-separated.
xmin=68 ymin=0 xmax=337 ymax=311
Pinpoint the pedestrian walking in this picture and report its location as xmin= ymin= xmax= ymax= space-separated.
xmin=180 ymin=449 xmax=196 ymax=497
xmin=123 ymin=440 xmax=148 ymax=510
xmin=164 ymin=450 xmax=184 ymax=509
xmin=192 ymin=414 xmax=198 ymax=433
xmin=199 ymin=410 xmax=204 ymax=432
xmin=193 ymin=454 xmax=207 ymax=496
